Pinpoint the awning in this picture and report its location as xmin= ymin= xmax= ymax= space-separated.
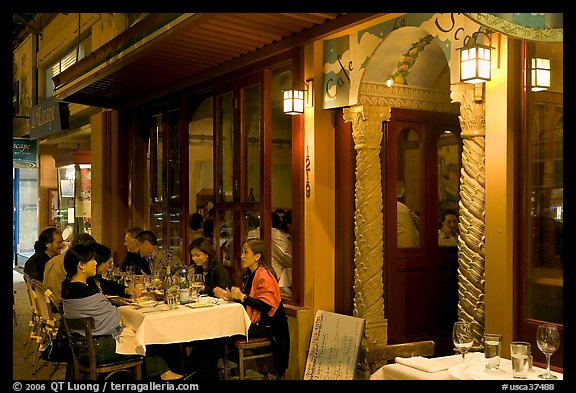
xmin=53 ymin=13 xmax=382 ymax=110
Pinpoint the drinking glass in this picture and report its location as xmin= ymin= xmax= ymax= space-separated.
xmin=536 ymin=324 xmax=560 ymax=380
xmin=510 ymin=341 xmax=531 ymax=379
xmin=452 ymin=321 xmax=473 ymax=360
xmin=192 ymin=273 xmax=205 ymax=295
xmin=124 ymin=274 xmax=134 ymax=292
xmin=151 ymin=273 xmax=162 ymax=291
xmin=483 ymin=333 xmax=502 ymax=370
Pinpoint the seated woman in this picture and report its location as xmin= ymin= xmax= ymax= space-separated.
xmin=188 ymin=237 xmax=230 ymax=297
xmin=214 ymin=238 xmax=290 ymax=378
xmin=61 ymin=243 xmax=193 ymax=380
xmin=88 ymin=242 xmax=140 ymax=298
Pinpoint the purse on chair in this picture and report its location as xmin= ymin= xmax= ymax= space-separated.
xmin=40 ymin=323 xmax=72 ymax=363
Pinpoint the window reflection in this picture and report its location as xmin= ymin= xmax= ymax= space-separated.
xmin=396 ymin=127 xmax=421 ymax=248
xmin=438 ymin=130 xmax=461 ymax=247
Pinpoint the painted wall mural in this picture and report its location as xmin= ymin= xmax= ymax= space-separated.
xmin=322 ymin=13 xmax=485 ymax=110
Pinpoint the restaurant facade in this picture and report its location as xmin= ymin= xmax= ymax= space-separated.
xmin=12 ymin=13 xmax=563 ymax=378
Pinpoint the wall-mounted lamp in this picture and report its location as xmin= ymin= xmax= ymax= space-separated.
xmin=530 ymin=57 xmax=551 ymax=92
xmin=283 ymin=80 xmax=312 ymax=115
xmin=458 ymin=30 xmax=493 ymax=84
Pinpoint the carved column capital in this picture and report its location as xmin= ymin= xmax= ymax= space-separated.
xmin=344 ymin=105 xmax=391 ymax=150
xmin=451 ymin=83 xmax=486 ymax=138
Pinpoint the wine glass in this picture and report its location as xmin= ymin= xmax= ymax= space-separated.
xmin=536 ymin=323 xmax=560 ymax=380
xmin=192 ymin=273 xmax=205 ymax=297
xmin=452 ymin=321 xmax=474 ymax=360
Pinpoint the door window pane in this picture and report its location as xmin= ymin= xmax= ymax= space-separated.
xmin=244 ymin=84 xmax=261 ymax=202
xmin=438 ymin=130 xmax=461 ymax=247
xmin=523 ymin=41 xmax=563 ymax=324
xmin=396 ymin=127 xmax=422 ymax=248
xmin=218 ymin=93 xmax=234 ymax=202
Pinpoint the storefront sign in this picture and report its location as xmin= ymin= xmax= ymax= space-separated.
xmin=13 ymin=138 xmax=37 ymax=168
xmin=29 ymin=97 xmax=70 ymax=140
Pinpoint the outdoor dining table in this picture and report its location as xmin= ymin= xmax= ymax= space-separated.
xmin=114 ymin=296 xmax=251 ymax=355
xmin=370 ymin=352 xmax=564 ymax=380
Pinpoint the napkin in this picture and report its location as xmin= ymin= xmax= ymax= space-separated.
xmin=395 ymin=356 xmax=448 ymax=373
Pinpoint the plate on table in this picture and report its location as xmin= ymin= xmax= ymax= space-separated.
xmin=135 ymin=300 xmax=159 ymax=308
xmin=185 ymin=302 xmax=215 ymax=309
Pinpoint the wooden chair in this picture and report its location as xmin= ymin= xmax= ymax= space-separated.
xmin=223 ymin=336 xmax=277 ymax=380
xmin=62 ymin=316 xmax=144 ymax=380
xmin=359 ymin=340 xmax=436 ymax=379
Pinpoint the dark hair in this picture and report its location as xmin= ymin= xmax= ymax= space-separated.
xmin=135 ymin=230 xmax=157 ymax=245
xmin=242 ymin=238 xmax=277 ymax=280
xmin=61 ymin=244 xmax=96 ymax=299
xmin=34 ymin=227 xmax=61 ymax=252
xmin=63 ymin=244 xmax=95 ymax=278
xmin=92 ymin=243 xmax=112 ymax=265
xmin=272 ymin=212 xmax=282 ymax=229
xmin=71 ymin=232 xmax=96 ymax=246
xmin=203 ymin=218 xmax=214 ymax=239
xmin=125 ymin=227 xmax=143 ymax=238
xmin=441 ymin=209 xmax=458 ymax=223
xmin=189 ymin=213 xmax=204 ymax=230
xmin=281 ymin=209 xmax=292 ymax=233
xmin=188 ymin=237 xmax=216 ymax=270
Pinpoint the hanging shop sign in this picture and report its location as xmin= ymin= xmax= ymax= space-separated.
xmin=29 ymin=97 xmax=70 ymax=140
xmin=13 ymin=137 xmax=37 ymax=168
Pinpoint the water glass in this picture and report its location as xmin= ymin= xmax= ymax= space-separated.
xmin=510 ymin=341 xmax=531 ymax=379
xmin=166 ymin=286 xmax=179 ymax=309
xmin=483 ymin=333 xmax=502 ymax=370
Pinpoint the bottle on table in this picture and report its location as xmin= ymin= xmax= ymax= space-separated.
xmin=163 ymin=265 xmax=176 ymax=305
xmin=178 ymin=267 xmax=191 ymax=304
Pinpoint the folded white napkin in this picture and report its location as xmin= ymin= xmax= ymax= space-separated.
xmin=395 ymin=356 xmax=448 ymax=373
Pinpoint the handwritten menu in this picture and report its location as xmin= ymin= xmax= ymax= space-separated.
xmin=304 ymin=310 xmax=365 ymax=380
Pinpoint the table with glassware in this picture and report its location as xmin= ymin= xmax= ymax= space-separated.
xmin=370 ymin=352 xmax=564 ymax=380
xmin=115 ymin=296 xmax=251 ymax=355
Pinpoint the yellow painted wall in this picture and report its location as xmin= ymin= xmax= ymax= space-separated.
xmin=485 ymin=34 xmax=515 ymax=357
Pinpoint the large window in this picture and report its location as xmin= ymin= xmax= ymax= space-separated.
xmin=517 ymin=39 xmax=563 ymax=368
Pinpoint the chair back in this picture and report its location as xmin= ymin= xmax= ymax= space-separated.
xmin=30 ymin=279 xmax=59 ymax=327
xmin=62 ymin=316 xmax=98 ymax=379
xmin=362 ymin=340 xmax=436 ymax=377
xmin=62 ymin=316 xmax=143 ymax=380
xmin=23 ymin=274 xmax=39 ymax=321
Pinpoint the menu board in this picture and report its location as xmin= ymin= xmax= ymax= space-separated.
xmin=303 ymin=310 xmax=365 ymax=380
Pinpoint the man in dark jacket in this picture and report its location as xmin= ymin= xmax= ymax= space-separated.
xmin=24 ymin=227 xmax=64 ymax=281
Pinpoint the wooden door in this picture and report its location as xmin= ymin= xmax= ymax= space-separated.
xmin=383 ymin=108 xmax=461 ymax=356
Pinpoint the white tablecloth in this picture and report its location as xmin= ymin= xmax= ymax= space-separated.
xmin=371 ymin=352 xmax=563 ymax=380
xmin=116 ymin=297 xmax=251 ymax=355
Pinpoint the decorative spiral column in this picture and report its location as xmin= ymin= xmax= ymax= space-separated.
xmin=343 ymin=104 xmax=390 ymax=349
xmin=451 ymin=83 xmax=487 ymax=345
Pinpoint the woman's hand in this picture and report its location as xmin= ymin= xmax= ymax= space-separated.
xmin=230 ymin=286 xmax=245 ymax=301
xmin=213 ymin=286 xmax=233 ymax=301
